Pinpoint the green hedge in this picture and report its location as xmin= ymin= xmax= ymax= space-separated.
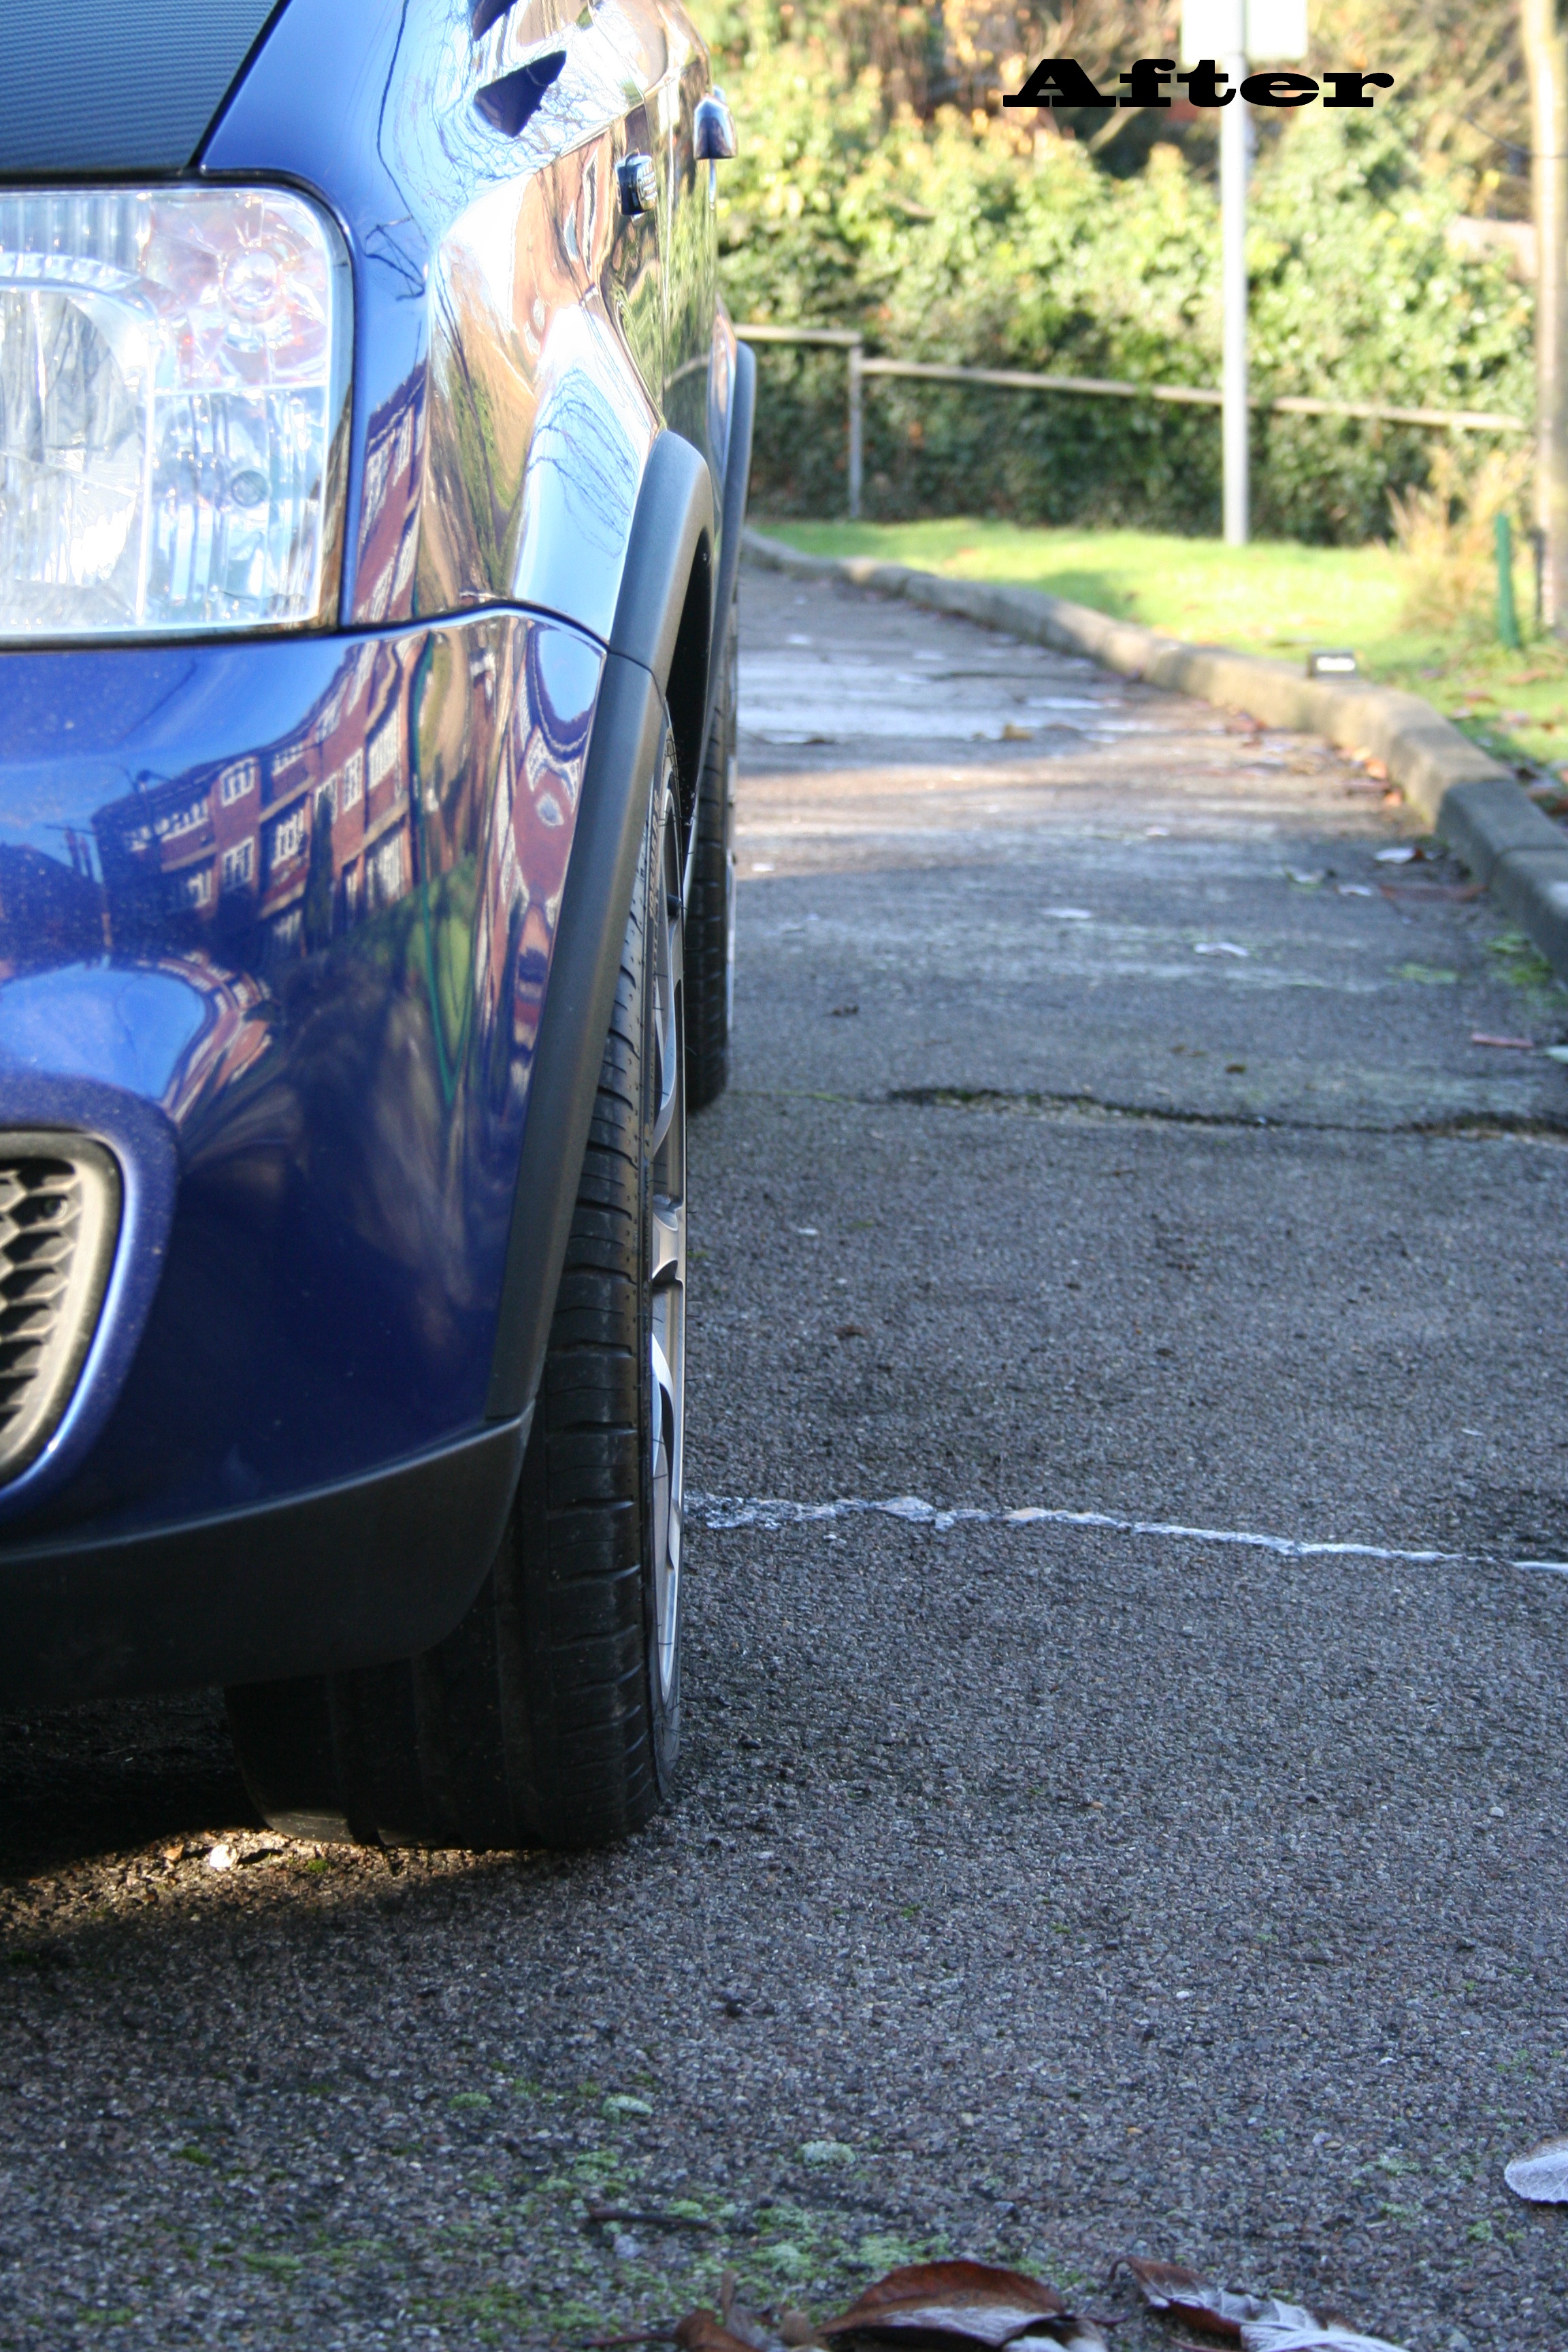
xmin=717 ymin=29 xmax=1533 ymax=542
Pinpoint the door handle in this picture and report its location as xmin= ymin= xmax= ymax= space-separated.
xmin=617 ymin=152 xmax=659 ymax=218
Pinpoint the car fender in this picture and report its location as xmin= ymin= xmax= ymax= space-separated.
xmin=702 ymin=333 xmax=755 ymax=776
xmin=485 ymin=431 xmax=713 ymax=1422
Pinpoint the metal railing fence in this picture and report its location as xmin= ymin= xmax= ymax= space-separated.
xmin=735 ymin=323 xmax=1528 ymax=521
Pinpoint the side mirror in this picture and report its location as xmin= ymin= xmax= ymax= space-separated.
xmin=694 ymin=89 xmax=737 ymax=161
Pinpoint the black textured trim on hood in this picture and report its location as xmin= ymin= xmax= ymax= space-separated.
xmin=0 ymin=0 xmax=287 ymax=174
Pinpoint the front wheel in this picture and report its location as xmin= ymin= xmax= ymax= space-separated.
xmin=226 ymin=738 xmax=687 ymax=1850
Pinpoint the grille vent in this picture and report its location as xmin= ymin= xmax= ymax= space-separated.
xmin=0 ymin=1134 xmax=121 ymax=1487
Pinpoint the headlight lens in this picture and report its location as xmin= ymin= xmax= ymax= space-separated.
xmin=0 ymin=186 xmax=350 ymax=641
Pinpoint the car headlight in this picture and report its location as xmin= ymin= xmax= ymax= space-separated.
xmin=0 ymin=185 xmax=350 ymax=642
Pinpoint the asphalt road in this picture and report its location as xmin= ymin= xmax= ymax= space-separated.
xmin=3 ymin=561 xmax=1568 ymax=2350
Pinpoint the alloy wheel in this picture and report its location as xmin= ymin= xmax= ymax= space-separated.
xmin=648 ymin=783 xmax=686 ymax=1701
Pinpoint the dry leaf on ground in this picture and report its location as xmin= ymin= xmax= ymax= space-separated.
xmin=1240 ymin=2319 xmax=1408 ymax=2352
xmin=723 ymin=2273 xmax=798 ymax=2352
xmin=1113 ymin=2258 xmax=1269 ymax=2337
xmin=676 ymin=2313 xmax=781 ymax=2352
xmin=1505 ymin=2133 xmax=1568 ymax=2202
xmin=1114 ymin=2259 xmax=1406 ymax=2352
xmin=821 ymin=2261 xmax=1105 ymax=2352
xmin=1004 ymin=2327 xmax=1107 ymax=2351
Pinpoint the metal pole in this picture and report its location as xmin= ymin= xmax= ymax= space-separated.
xmin=1220 ymin=49 xmax=1249 ymax=546
xmin=847 ymin=339 xmax=864 ymax=520
xmin=1497 ymin=510 xmax=1522 ymax=648
xmin=1523 ymin=0 xmax=1568 ymax=630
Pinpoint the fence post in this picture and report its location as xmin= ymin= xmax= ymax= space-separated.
xmin=847 ymin=339 xmax=864 ymax=521
xmin=1497 ymin=511 xmax=1523 ymax=649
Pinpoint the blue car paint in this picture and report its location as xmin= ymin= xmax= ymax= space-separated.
xmin=0 ymin=968 xmax=212 ymax=1096
xmin=0 ymin=0 xmax=737 ymax=1703
xmin=0 ymin=610 xmax=602 ymax=1536
xmin=203 ymin=0 xmax=716 ymax=641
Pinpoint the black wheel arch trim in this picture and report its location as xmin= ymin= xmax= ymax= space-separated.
xmin=611 ymin=431 xmax=715 ymax=823
xmin=0 ymin=1413 xmax=529 ymax=1705
xmin=702 ymin=337 xmax=756 ymax=775
xmin=485 ymin=431 xmax=713 ymax=1424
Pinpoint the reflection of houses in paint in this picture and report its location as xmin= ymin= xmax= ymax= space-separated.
xmin=357 ymin=376 xmax=426 ymax=626
xmin=156 ymin=956 xmax=274 ymax=1122
xmin=257 ymin=661 xmax=410 ymax=953
xmin=470 ymin=633 xmax=587 ymax=1088
xmin=93 ymin=642 xmax=416 ymax=958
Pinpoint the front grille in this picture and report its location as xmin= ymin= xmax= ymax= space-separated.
xmin=0 ymin=1136 xmax=121 ymax=1486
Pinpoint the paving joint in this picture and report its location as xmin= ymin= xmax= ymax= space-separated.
xmin=745 ymin=527 xmax=1568 ymax=985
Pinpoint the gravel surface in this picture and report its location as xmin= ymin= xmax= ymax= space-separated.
xmin=2 ymin=564 xmax=1567 ymax=2349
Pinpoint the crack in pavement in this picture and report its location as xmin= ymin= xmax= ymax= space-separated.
xmin=732 ymin=1084 xmax=1568 ymax=1140
xmin=687 ymin=1488 xmax=1568 ymax=1578
xmin=888 ymin=1088 xmax=1568 ymax=1140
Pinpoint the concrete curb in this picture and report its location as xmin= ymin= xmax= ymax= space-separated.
xmin=744 ymin=527 xmax=1568 ymax=983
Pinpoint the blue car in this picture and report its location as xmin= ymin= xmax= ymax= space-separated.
xmin=0 ymin=0 xmax=753 ymax=1849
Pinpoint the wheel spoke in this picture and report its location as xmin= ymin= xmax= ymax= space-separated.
xmin=651 ymin=1197 xmax=683 ymax=1288
xmin=649 ymin=950 xmax=681 ymax=1162
xmin=647 ymin=781 xmax=687 ymax=1705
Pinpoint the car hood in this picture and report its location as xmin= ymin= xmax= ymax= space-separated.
xmin=0 ymin=0 xmax=285 ymax=174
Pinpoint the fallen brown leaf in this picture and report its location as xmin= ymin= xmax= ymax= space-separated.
xmin=822 ymin=2262 xmax=1065 ymax=2347
xmin=821 ymin=2261 xmax=1105 ymax=2351
xmin=1005 ymin=2329 xmax=1107 ymax=2351
xmin=1113 ymin=2259 xmax=1265 ymax=2339
xmin=719 ymin=2270 xmax=792 ymax=2352
xmin=1112 ymin=2260 xmax=1407 ymax=2352
xmin=676 ymin=2314 xmax=775 ymax=2352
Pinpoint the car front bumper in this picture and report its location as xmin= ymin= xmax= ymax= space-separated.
xmin=0 ymin=608 xmax=604 ymax=1695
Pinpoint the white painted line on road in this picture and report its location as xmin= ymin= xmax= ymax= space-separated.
xmin=686 ymin=1490 xmax=1568 ymax=1580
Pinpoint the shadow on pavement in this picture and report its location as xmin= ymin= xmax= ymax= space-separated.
xmin=0 ymin=1690 xmax=259 ymax=1882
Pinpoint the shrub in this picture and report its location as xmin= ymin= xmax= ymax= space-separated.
xmin=1388 ymin=443 xmax=1532 ymax=629
xmin=716 ymin=27 xmax=1533 ymax=543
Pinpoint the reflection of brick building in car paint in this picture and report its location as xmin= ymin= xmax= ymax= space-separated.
xmin=93 ymin=642 xmax=414 ymax=955
xmin=470 ymin=628 xmax=585 ymax=1088
xmin=156 ymin=958 xmax=274 ymax=1122
xmin=357 ymin=375 xmax=425 ymax=627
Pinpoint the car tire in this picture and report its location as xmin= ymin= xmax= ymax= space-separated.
xmin=226 ymin=736 xmax=687 ymax=1850
xmin=684 ymin=591 xmax=736 ymax=1111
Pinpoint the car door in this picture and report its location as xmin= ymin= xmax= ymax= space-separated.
xmin=654 ymin=0 xmax=718 ymax=478
xmin=593 ymin=0 xmax=669 ymax=412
